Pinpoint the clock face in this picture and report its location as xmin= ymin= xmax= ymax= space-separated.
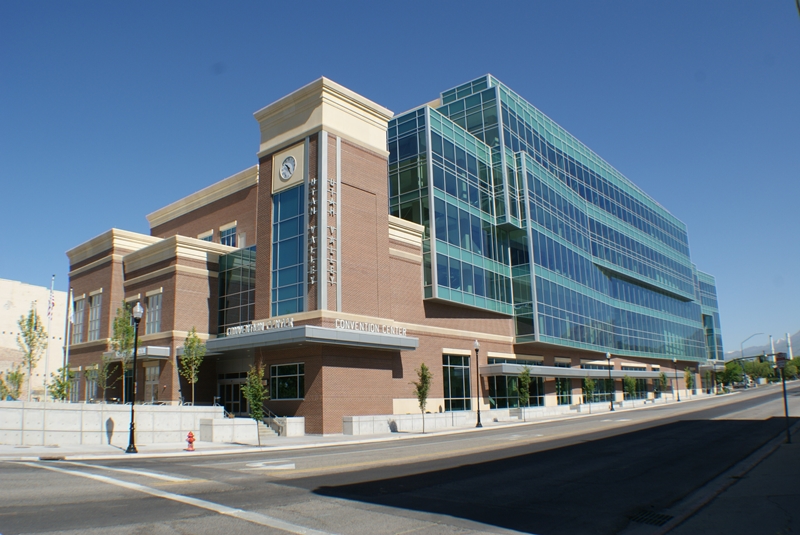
xmin=280 ymin=155 xmax=296 ymax=181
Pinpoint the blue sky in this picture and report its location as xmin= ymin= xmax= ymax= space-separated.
xmin=1 ymin=1 xmax=798 ymax=355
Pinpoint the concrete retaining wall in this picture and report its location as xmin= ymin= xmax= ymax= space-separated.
xmin=343 ymin=411 xmax=473 ymax=435
xmin=266 ymin=417 xmax=305 ymax=437
xmin=0 ymin=401 xmax=225 ymax=446
xmin=199 ymin=418 xmax=259 ymax=444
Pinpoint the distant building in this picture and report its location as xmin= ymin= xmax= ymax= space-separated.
xmin=66 ymin=76 xmax=723 ymax=433
xmin=0 ymin=279 xmax=68 ymax=400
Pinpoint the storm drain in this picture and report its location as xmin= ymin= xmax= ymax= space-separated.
xmin=629 ymin=510 xmax=674 ymax=526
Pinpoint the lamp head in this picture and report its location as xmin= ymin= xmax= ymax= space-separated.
xmin=605 ymin=352 xmax=611 ymax=361
xmin=473 ymin=340 xmax=480 ymax=351
xmin=132 ymin=302 xmax=144 ymax=321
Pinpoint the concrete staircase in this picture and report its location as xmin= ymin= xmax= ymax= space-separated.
xmin=257 ymin=421 xmax=278 ymax=442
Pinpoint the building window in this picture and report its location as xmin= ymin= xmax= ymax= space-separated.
xmin=220 ymin=226 xmax=237 ymax=247
xmin=270 ymin=363 xmax=304 ymax=400
xmin=271 ymin=185 xmax=305 ymax=316
xmin=69 ymin=372 xmax=80 ymax=403
xmin=145 ymin=364 xmax=160 ymax=403
xmin=485 ymin=359 xmax=544 ymax=408
xmin=85 ymin=367 xmax=98 ymax=401
xmin=621 ymin=375 xmax=648 ymax=400
xmin=555 ymin=377 xmax=571 ymax=405
xmin=146 ymin=293 xmax=162 ymax=335
xmin=87 ymin=293 xmax=102 ymax=341
xmin=442 ymin=354 xmax=471 ymax=411
xmin=72 ymin=298 xmax=85 ymax=344
xmin=198 ymin=230 xmax=213 ymax=242
xmin=488 ymin=376 xmax=518 ymax=409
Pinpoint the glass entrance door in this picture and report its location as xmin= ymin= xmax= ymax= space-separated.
xmin=218 ymin=380 xmax=247 ymax=415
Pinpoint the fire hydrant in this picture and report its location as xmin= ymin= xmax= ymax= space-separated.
xmin=185 ymin=431 xmax=196 ymax=452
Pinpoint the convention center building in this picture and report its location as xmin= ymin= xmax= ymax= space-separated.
xmin=66 ymin=75 xmax=724 ymax=434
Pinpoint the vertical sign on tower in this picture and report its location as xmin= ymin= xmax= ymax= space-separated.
xmin=308 ymin=176 xmax=318 ymax=288
xmin=327 ymin=174 xmax=337 ymax=287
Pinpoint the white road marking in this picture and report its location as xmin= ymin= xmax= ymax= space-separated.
xmin=61 ymin=461 xmax=190 ymax=482
xmin=243 ymin=461 xmax=296 ymax=471
xmin=22 ymin=462 xmax=334 ymax=535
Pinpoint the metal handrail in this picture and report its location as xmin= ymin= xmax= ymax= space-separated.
xmin=262 ymin=402 xmax=286 ymax=436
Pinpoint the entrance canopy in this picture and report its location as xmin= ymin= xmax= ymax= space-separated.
xmin=207 ymin=324 xmax=418 ymax=354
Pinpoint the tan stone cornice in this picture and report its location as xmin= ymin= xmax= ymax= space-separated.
xmin=123 ymin=235 xmax=236 ymax=274
xmin=389 ymin=248 xmax=422 ymax=263
xmin=139 ymin=330 xmax=216 ymax=342
xmin=68 ymin=255 xmax=122 ymax=278
xmin=146 ymin=166 xmax=258 ymax=229
xmin=388 ymin=215 xmax=424 ymax=248
xmin=68 ymin=339 xmax=110 ymax=351
xmin=254 ymin=77 xmax=393 ymax=158
xmin=67 ymin=229 xmax=161 ymax=267
xmin=123 ymin=264 xmax=218 ymax=287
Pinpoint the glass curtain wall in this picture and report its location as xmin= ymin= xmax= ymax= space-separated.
xmin=697 ymin=271 xmax=724 ymax=360
xmin=433 ymin=76 xmax=711 ymax=362
xmin=388 ymin=107 xmax=513 ymax=314
xmin=271 ymin=185 xmax=305 ymax=316
xmin=218 ymin=246 xmax=256 ymax=335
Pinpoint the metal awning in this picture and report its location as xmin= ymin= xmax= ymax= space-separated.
xmin=102 ymin=346 xmax=171 ymax=361
xmin=207 ymin=325 xmax=418 ymax=354
xmin=480 ymin=363 xmax=662 ymax=379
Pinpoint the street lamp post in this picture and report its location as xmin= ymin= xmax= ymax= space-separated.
xmin=673 ymin=357 xmax=680 ymax=402
xmin=125 ymin=302 xmax=144 ymax=454
xmin=474 ymin=340 xmax=482 ymax=428
xmin=606 ymin=352 xmax=615 ymax=411
xmin=740 ymin=332 xmax=765 ymax=364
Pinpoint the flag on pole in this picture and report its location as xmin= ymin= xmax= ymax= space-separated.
xmin=68 ymin=288 xmax=74 ymax=324
xmin=47 ymin=284 xmax=56 ymax=320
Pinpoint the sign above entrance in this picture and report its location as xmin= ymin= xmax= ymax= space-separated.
xmin=226 ymin=317 xmax=294 ymax=337
xmin=334 ymin=318 xmax=407 ymax=337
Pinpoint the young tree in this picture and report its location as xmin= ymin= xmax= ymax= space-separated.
xmin=48 ymin=367 xmax=75 ymax=401
xmin=411 ymin=363 xmax=433 ymax=433
xmin=95 ymin=354 xmax=119 ymax=402
xmin=658 ymin=372 xmax=669 ymax=393
xmin=623 ymin=375 xmax=636 ymax=400
xmin=110 ymin=301 xmax=135 ymax=403
xmin=17 ymin=303 xmax=48 ymax=401
xmin=4 ymin=367 xmax=24 ymax=400
xmin=518 ymin=366 xmax=532 ymax=409
xmin=683 ymin=368 xmax=695 ymax=394
xmin=242 ymin=365 xmax=269 ymax=422
xmin=582 ymin=377 xmax=596 ymax=403
xmin=179 ymin=327 xmax=206 ymax=405
xmin=517 ymin=366 xmax=531 ymax=420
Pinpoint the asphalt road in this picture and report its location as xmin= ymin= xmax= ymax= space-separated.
xmin=2 ymin=384 xmax=798 ymax=535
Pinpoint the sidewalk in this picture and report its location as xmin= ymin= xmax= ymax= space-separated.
xmin=0 ymin=414 xmax=525 ymax=462
xmin=0 ymin=390 xmax=721 ymax=462
xmin=666 ymin=428 xmax=798 ymax=535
